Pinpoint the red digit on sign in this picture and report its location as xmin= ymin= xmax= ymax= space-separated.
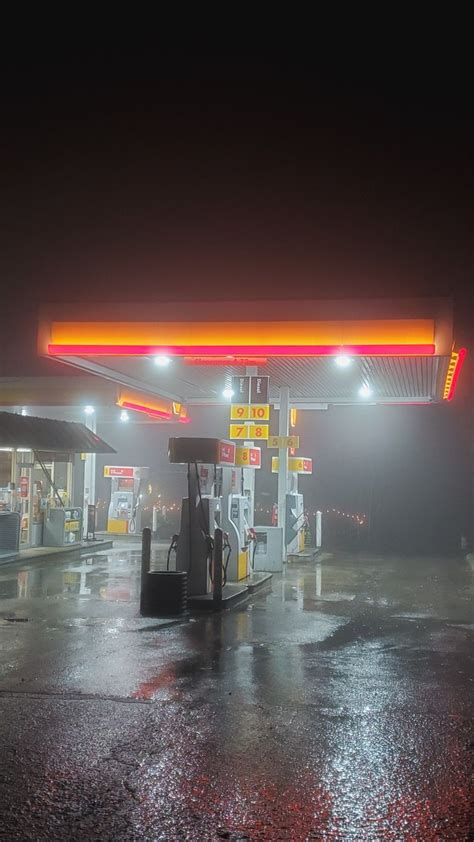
xmin=257 ymin=407 xmax=264 ymax=418
xmin=237 ymin=407 xmax=245 ymax=417
xmin=237 ymin=427 xmax=244 ymax=436
xmin=255 ymin=427 xmax=262 ymax=437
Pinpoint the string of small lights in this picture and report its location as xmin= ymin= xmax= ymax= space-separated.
xmin=254 ymin=503 xmax=367 ymax=525
xmin=95 ymin=498 xmax=366 ymax=525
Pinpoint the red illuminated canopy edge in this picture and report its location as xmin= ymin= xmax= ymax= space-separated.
xmin=120 ymin=401 xmax=173 ymax=420
xmin=48 ymin=343 xmax=436 ymax=357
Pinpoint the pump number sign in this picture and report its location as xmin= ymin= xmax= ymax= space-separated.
xmin=231 ymin=404 xmax=269 ymax=421
xmin=229 ymin=423 xmax=269 ymax=440
xmin=249 ymin=404 xmax=270 ymax=420
xmin=235 ymin=446 xmax=261 ymax=468
xmin=229 ymin=424 xmax=250 ymax=440
xmin=248 ymin=424 xmax=269 ymax=440
xmin=230 ymin=404 xmax=250 ymax=420
xmin=271 ymin=456 xmax=313 ymax=474
xmin=229 ymin=376 xmax=270 ymax=442
xmin=267 ymin=435 xmax=300 ymax=449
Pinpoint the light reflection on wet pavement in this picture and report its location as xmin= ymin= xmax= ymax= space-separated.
xmin=0 ymin=546 xmax=472 ymax=839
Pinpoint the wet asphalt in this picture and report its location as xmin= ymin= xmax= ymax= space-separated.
xmin=0 ymin=545 xmax=472 ymax=841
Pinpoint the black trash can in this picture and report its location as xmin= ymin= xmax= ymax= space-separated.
xmin=141 ymin=571 xmax=188 ymax=616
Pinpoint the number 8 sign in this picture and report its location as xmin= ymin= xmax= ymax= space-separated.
xmin=248 ymin=424 xmax=269 ymax=440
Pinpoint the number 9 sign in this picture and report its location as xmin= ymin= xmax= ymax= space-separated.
xmin=230 ymin=405 xmax=250 ymax=420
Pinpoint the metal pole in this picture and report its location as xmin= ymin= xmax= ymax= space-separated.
xmin=213 ymin=527 xmax=223 ymax=610
xmin=316 ymin=510 xmax=322 ymax=549
xmin=278 ymin=386 xmax=290 ymax=559
xmin=140 ymin=527 xmax=152 ymax=614
xmin=83 ymin=413 xmax=96 ymax=537
xmin=244 ymin=365 xmax=258 ymax=527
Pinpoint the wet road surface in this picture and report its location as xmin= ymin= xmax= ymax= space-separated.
xmin=0 ymin=546 xmax=472 ymax=840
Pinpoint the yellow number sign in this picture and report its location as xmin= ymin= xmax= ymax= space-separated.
xmin=235 ymin=446 xmax=262 ymax=468
xmin=230 ymin=404 xmax=250 ymax=420
xmin=249 ymin=404 xmax=270 ymax=421
xmin=272 ymin=456 xmax=313 ymax=473
xmin=248 ymin=424 xmax=269 ymax=440
xmin=229 ymin=424 xmax=249 ymax=439
xmin=267 ymin=435 xmax=300 ymax=448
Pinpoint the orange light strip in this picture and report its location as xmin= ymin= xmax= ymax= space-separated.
xmin=117 ymin=388 xmax=189 ymax=422
xmin=443 ymin=348 xmax=467 ymax=400
xmin=119 ymin=401 xmax=173 ymax=420
xmin=49 ymin=318 xmax=435 ymax=348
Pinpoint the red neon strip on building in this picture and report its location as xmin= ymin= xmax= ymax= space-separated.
xmin=48 ymin=343 xmax=436 ymax=357
xmin=183 ymin=356 xmax=268 ymax=366
xmin=120 ymin=401 xmax=173 ymax=420
xmin=446 ymin=348 xmax=467 ymax=401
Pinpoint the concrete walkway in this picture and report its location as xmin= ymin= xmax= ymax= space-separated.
xmin=0 ymin=545 xmax=472 ymax=839
xmin=0 ymin=538 xmax=113 ymax=566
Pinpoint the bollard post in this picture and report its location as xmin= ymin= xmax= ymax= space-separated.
xmin=140 ymin=527 xmax=152 ymax=615
xmin=213 ymin=527 xmax=223 ymax=610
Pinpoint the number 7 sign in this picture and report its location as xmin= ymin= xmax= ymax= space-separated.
xmin=229 ymin=424 xmax=250 ymax=439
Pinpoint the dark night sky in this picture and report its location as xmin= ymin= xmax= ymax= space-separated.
xmin=1 ymin=52 xmax=472 ymax=550
xmin=2 ymin=53 xmax=473 ymax=307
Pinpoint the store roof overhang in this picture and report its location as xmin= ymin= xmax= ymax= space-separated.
xmin=37 ymin=297 xmax=464 ymax=408
xmin=0 ymin=412 xmax=116 ymax=454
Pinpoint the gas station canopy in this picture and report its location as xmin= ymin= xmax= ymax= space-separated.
xmin=0 ymin=412 xmax=115 ymax=453
xmin=38 ymin=297 xmax=465 ymax=417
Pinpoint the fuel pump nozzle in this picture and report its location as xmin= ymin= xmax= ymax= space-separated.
xmin=166 ymin=534 xmax=179 ymax=570
xmin=247 ymin=527 xmax=257 ymax=570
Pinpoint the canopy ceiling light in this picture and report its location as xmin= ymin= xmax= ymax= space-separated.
xmin=335 ymin=355 xmax=352 ymax=368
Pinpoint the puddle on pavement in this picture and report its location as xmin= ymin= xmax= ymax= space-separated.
xmin=0 ymin=551 xmax=142 ymax=604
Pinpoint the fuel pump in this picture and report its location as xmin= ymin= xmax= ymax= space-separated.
xmin=219 ymin=451 xmax=260 ymax=581
xmin=104 ymin=466 xmax=149 ymax=534
xmin=271 ymin=455 xmax=313 ymax=555
xmin=175 ymin=462 xmax=221 ymax=596
xmin=168 ymin=438 xmax=236 ymax=597
xmin=169 ymin=438 xmax=260 ymax=593
xmin=286 ymin=491 xmax=305 ymax=554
